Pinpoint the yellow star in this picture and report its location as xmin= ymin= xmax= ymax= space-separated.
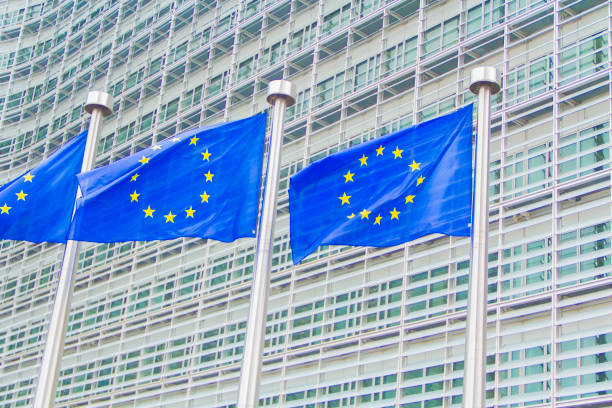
xmin=152 ymin=144 xmax=162 ymax=150
xmin=172 ymin=137 xmax=180 ymax=142
xmin=392 ymin=146 xmax=403 ymax=159
xmin=131 ymin=173 xmax=140 ymax=182
xmin=189 ymin=136 xmax=199 ymax=145
xmin=405 ymin=195 xmax=415 ymax=204
xmin=164 ymin=211 xmax=176 ymax=223
xmin=139 ymin=156 xmax=150 ymax=165
xmin=409 ymin=160 xmax=421 ymax=171
xmin=390 ymin=208 xmax=400 ymax=220
xmin=15 ymin=190 xmax=27 ymax=201
xmin=417 ymin=176 xmax=425 ymax=186
xmin=347 ymin=213 xmax=355 ymax=219
xmin=0 ymin=203 xmax=10 ymax=214
xmin=359 ymin=154 xmax=368 ymax=166
xmin=374 ymin=214 xmax=382 ymax=225
xmin=185 ymin=206 xmax=195 ymax=218
xmin=343 ymin=170 xmax=354 ymax=183
xmin=200 ymin=191 xmax=210 ymax=203
xmin=376 ymin=145 xmax=384 ymax=156
xmin=201 ymin=149 xmax=211 ymax=161
xmin=130 ymin=190 xmax=140 ymax=202
xmin=359 ymin=209 xmax=370 ymax=219
xmin=204 ymin=170 xmax=214 ymax=182
xmin=23 ymin=173 xmax=34 ymax=182
xmin=143 ymin=206 xmax=155 ymax=218
xmin=338 ymin=192 xmax=351 ymax=205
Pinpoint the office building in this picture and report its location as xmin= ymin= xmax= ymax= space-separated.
xmin=0 ymin=0 xmax=610 ymax=406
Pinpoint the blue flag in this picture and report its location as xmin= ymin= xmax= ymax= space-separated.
xmin=68 ymin=114 xmax=266 ymax=243
xmin=289 ymin=106 xmax=473 ymax=264
xmin=0 ymin=131 xmax=87 ymax=243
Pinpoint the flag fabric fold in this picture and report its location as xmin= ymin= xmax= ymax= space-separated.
xmin=69 ymin=113 xmax=266 ymax=243
xmin=289 ymin=105 xmax=473 ymax=264
xmin=0 ymin=131 xmax=88 ymax=243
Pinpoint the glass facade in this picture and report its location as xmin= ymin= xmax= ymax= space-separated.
xmin=0 ymin=0 xmax=611 ymax=406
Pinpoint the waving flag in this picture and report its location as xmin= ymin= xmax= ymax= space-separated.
xmin=0 ymin=131 xmax=87 ymax=243
xmin=69 ymin=114 xmax=266 ymax=243
xmin=289 ymin=106 xmax=473 ymax=264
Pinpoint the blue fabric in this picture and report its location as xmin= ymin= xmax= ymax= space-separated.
xmin=69 ymin=113 xmax=266 ymax=243
xmin=0 ymin=131 xmax=87 ymax=243
xmin=289 ymin=106 xmax=473 ymax=264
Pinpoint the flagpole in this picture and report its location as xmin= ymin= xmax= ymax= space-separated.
xmin=237 ymin=80 xmax=295 ymax=408
xmin=463 ymin=67 xmax=500 ymax=408
xmin=33 ymin=91 xmax=113 ymax=408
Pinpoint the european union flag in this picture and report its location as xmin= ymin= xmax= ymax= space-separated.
xmin=289 ymin=106 xmax=473 ymax=264
xmin=0 ymin=131 xmax=87 ymax=243
xmin=68 ymin=113 xmax=266 ymax=243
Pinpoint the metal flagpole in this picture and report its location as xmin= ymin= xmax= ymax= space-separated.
xmin=237 ymin=80 xmax=295 ymax=408
xmin=33 ymin=91 xmax=113 ymax=408
xmin=462 ymin=67 xmax=500 ymax=408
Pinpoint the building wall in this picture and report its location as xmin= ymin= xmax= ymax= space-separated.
xmin=0 ymin=0 xmax=611 ymax=406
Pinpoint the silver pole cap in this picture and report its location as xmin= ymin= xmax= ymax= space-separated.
xmin=267 ymin=80 xmax=296 ymax=107
xmin=469 ymin=66 xmax=501 ymax=95
xmin=84 ymin=91 xmax=113 ymax=116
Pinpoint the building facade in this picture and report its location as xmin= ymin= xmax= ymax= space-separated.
xmin=0 ymin=0 xmax=611 ymax=406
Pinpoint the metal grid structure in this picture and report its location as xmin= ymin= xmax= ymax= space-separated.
xmin=0 ymin=0 xmax=611 ymax=406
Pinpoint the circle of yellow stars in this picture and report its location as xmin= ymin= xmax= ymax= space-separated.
xmin=0 ymin=172 xmax=34 ymax=216
xmin=128 ymin=135 xmax=213 ymax=223
xmin=338 ymin=144 xmax=426 ymax=226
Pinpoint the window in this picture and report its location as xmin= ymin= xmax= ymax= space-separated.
xmin=208 ymin=71 xmax=228 ymax=96
xmin=315 ymin=73 xmax=345 ymax=107
xmin=111 ymin=80 xmax=124 ymax=97
xmin=354 ymin=55 xmax=380 ymax=90
xmin=466 ymin=0 xmax=504 ymax=38
xmin=286 ymin=88 xmax=311 ymax=121
xmin=168 ymin=41 xmax=188 ymax=65
xmin=237 ymin=57 xmax=253 ymax=81
xmin=382 ymin=36 xmax=417 ymax=75
xmin=149 ymin=56 xmax=164 ymax=75
xmin=126 ymin=67 xmax=145 ymax=89
xmin=140 ymin=110 xmax=156 ymax=132
xmin=507 ymin=0 xmax=547 ymax=18
xmin=322 ymin=4 xmax=351 ymax=37
xmin=191 ymin=27 xmax=211 ymax=48
xmin=116 ymin=29 xmax=133 ymax=46
xmin=216 ymin=10 xmax=236 ymax=35
xmin=158 ymin=98 xmax=178 ymax=123
xmin=80 ymin=55 xmax=94 ymax=71
xmin=116 ymin=121 xmax=136 ymax=144
xmin=182 ymin=85 xmax=202 ymax=110
xmin=259 ymin=40 xmax=286 ymax=70
xmin=61 ymin=65 xmax=77 ymax=82
xmin=358 ymin=0 xmax=382 ymax=16
xmin=0 ymin=52 xmax=15 ymax=70
xmin=97 ymin=43 xmax=112 ymax=59
xmin=24 ymin=85 xmax=42 ymax=104
xmin=423 ymin=16 xmax=459 ymax=58
xmin=558 ymin=122 xmax=609 ymax=183
xmin=559 ymin=31 xmax=608 ymax=86
xmin=290 ymin=22 xmax=317 ymax=53
xmin=6 ymin=91 xmax=24 ymax=111
xmin=243 ymin=0 xmax=261 ymax=19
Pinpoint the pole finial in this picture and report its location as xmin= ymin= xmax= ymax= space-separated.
xmin=470 ymin=66 xmax=500 ymax=95
xmin=84 ymin=91 xmax=113 ymax=117
xmin=267 ymin=80 xmax=296 ymax=107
